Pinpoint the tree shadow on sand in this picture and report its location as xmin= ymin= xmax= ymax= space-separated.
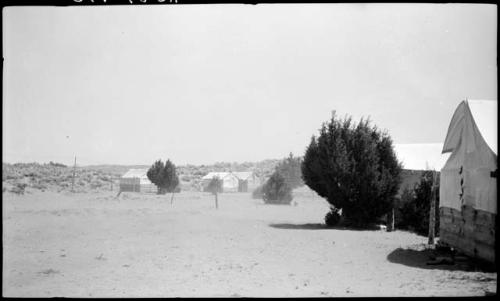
xmin=387 ymin=247 xmax=496 ymax=272
xmin=269 ymin=223 xmax=381 ymax=231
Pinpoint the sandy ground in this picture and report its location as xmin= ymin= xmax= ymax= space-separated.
xmin=2 ymin=188 xmax=497 ymax=297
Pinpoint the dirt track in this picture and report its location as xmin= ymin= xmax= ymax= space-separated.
xmin=2 ymin=189 xmax=497 ymax=297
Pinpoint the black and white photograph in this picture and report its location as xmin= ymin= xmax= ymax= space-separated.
xmin=2 ymin=2 xmax=497 ymax=297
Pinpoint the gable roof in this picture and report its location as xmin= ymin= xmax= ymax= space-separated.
xmin=122 ymin=168 xmax=148 ymax=178
xmin=394 ymin=143 xmax=450 ymax=171
xmin=201 ymin=171 xmax=254 ymax=181
xmin=231 ymin=171 xmax=254 ymax=180
xmin=201 ymin=172 xmax=236 ymax=180
xmin=442 ymin=99 xmax=497 ymax=155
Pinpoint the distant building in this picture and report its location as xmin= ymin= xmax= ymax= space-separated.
xmin=231 ymin=171 xmax=261 ymax=192
xmin=201 ymin=171 xmax=260 ymax=193
xmin=201 ymin=172 xmax=239 ymax=193
xmin=120 ymin=169 xmax=156 ymax=193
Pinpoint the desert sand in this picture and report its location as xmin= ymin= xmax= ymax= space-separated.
xmin=2 ymin=188 xmax=497 ymax=297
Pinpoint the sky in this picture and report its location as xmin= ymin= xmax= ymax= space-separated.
xmin=3 ymin=3 xmax=497 ymax=166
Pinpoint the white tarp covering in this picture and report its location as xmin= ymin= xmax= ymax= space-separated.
xmin=440 ymin=100 xmax=497 ymax=214
xmin=231 ymin=172 xmax=254 ymax=181
xmin=202 ymin=172 xmax=239 ymax=191
xmin=394 ymin=143 xmax=450 ymax=171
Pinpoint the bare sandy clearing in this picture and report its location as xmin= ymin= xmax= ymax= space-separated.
xmin=2 ymin=190 xmax=496 ymax=297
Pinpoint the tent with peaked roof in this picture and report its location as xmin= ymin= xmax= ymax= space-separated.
xmin=201 ymin=172 xmax=240 ymax=193
xmin=231 ymin=171 xmax=261 ymax=192
xmin=439 ymin=99 xmax=497 ymax=263
xmin=120 ymin=168 xmax=156 ymax=193
xmin=201 ymin=171 xmax=260 ymax=192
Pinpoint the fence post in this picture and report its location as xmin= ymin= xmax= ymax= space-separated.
xmin=71 ymin=156 xmax=76 ymax=192
xmin=428 ymin=171 xmax=437 ymax=246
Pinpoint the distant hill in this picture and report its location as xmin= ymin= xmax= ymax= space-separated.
xmin=2 ymin=159 xmax=283 ymax=194
xmin=83 ymin=159 xmax=282 ymax=179
xmin=83 ymin=164 xmax=150 ymax=175
xmin=2 ymin=162 xmax=119 ymax=194
xmin=3 ymin=160 xmax=432 ymax=195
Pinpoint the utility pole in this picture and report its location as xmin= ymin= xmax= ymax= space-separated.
xmin=71 ymin=156 xmax=76 ymax=192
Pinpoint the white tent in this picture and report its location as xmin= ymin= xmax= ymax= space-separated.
xmin=439 ymin=99 xmax=497 ymax=263
xmin=440 ymin=100 xmax=497 ymax=213
xmin=231 ymin=171 xmax=261 ymax=192
xmin=201 ymin=172 xmax=240 ymax=192
xmin=120 ymin=168 xmax=155 ymax=193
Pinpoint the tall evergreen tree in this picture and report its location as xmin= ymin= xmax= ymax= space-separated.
xmin=147 ymin=159 xmax=180 ymax=194
xmin=161 ymin=159 xmax=180 ymax=193
xmin=301 ymin=113 xmax=402 ymax=227
xmin=275 ymin=152 xmax=304 ymax=189
xmin=147 ymin=160 xmax=165 ymax=194
xmin=262 ymin=171 xmax=293 ymax=205
xmin=207 ymin=176 xmax=223 ymax=209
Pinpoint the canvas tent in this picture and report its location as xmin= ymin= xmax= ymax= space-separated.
xmin=439 ymin=99 xmax=497 ymax=263
xmin=201 ymin=172 xmax=240 ymax=193
xmin=231 ymin=171 xmax=260 ymax=192
xmin=120 ymin=169 xmax=156 ymax=193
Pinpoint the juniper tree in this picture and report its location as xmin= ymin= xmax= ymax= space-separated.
xmin=275 ymin=152 xmax=303 ymax=189
xmin=161 ymin=159 xmax=180 ymax=193
xmin=301 ymin=113 xmax=402 ymax=227
xmin=262 ymin=171 xmax=293 ymax=205
xmin=207 ymin=176 xmax=223 ymax=209
xmin=147 ymin=159 xmax=180 ymax=195
xmin=147 ymin=160 xmax=165 ymax=194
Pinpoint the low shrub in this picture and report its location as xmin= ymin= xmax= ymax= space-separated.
xmin=395 ymin=171 xmax=440 ymax=236
xmin=49 ymin=161 xmax=67 ymax=168
xmin=90 ymin=181 xmax=103 ymax=189
xmin=325 ymin=208 xmax=342 ymax=226
xmin=32 ymin=182 xmax=47 ymax=190
xmin=98 ymin=175 xmax=111 ymax=182
xmin=10 ymin=183 xmax=27 ymax=195
xmin=181 ymin=175 xmax=191 ymax=182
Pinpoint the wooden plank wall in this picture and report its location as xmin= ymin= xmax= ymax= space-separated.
xmin=119 ymin=178 xmax=141 ymax=192
xmin=440 ymin=205 xmax=496 ymax=264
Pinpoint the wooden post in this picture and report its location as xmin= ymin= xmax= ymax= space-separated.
xmin=215 ymin=192 xmax=218 ymax=209
xmin=428 ymin=171 xmax=437 ymax=246
xmin=170 ymin=187 xmax=176 ymax=205
xmin=71 ymin=156 xmax=76 ymax=192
